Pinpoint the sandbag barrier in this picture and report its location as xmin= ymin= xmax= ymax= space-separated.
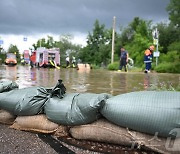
xmin=0 ymin=80 xmax=19 ymax=93
xmin=0 ymin=80 xmax=180 ymax=153
xmin=0 ymin=79 xmax=66 ymax=116
xmin=70 ymin=119 xmax=174 ymax=154
xmin=1 ymin=111 xmax=179 ymax=154
xmin=101 ymin=91 xmax=180 ymax=138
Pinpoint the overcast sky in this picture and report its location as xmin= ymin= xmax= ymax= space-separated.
xmin=0 ymin=0 xmax=170 ymax=52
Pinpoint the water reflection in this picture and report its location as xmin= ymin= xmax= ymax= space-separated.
xmin=0 ymin=65 xmax=179 ymax=95
xmin=30 ymin=68 xmax=36 ymax=81
xmin=71 ymin=67 xmax=91 ymax=92
xmin=5 ymin=65 xmax=17 ymax=80
xmin=144 ymin=74 xmax=150 ymax=90
xmin=119 ymin=74 xmax=127 ymax=92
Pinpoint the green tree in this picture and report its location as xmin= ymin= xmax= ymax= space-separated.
xmin=167 ymin=0 xmax=180 ymax=27
xmin=152 ymin=0 xmax=180 ymax=73
xmin=0 ymin=46 xmax=6 ymax=63
xmin=80 ymin=20 xmax=112 ymax=65
xmin=54 ymin=34 xmax=81 ymax=65
xmin=156 ymin=22 xmax=179 ymax=54
xmin=119 ymin=17 xmax=152 ymax=45
xmin=33 ymin=37 xmax=51 ymax=49
xmin=118 ymin=17 xmax=153 ymax=67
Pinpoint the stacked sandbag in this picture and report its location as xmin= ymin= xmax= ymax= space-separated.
xmin=45 ymin=93 xmax=112 ymax=125
xmin=10 ymin=114 xmax=59 ymax=134
xmin=70 ymin=119 xmax=180 ymax=154
xmin=0 ymin=109 xmax=16 ymax=124
xmin=100 ymin=91 xmax=180 ymax=138
xmin=53 ymin=125 xmax=70 ymax=137
xmin=0 ymin=79 xmax=66 ymax=116
xmin=0 ymin=80 xmax=19 ymax=93
xmin=0 ymin=87 xmax=49 ymax=115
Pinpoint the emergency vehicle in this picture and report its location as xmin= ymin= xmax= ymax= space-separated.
xmin=23 ymin=50 xmax=30 ymax=64
xmin=30 ymin=47 xmax=60 ymax=68
xmin=5 ymin=53 xmax=17 ymax=66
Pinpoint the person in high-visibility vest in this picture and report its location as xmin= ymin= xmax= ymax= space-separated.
xmin=144 ymin=45 xmax=155 ymax=73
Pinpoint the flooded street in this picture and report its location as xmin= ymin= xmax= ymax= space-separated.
xmin=0 ymin=64 xmax=180 ymax=95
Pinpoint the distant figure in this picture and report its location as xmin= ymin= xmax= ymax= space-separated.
xmin=144 ymin=45 xmax=155 ymax=73
xmin=77 ymin=58 xmax=82 ymax=64
xmin=72 ymin=56 xmax=76 ymax=68
xmin=66 ymin=56 xmax=70 ymax=68
xmin=118 ymin=47 xmax=129 ymax=72
xmin=21 ymin=58 xmax=25 ymax=65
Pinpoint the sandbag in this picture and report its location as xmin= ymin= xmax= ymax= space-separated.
xmin=0 ymin=80 xmax=19 ymax=93
xmin=70 ymin=119 xmax=180 ymax=154
xmin=0 ymin=109 xmax=16 ymax=124
xmin=45 ymin=93 xmax=111 ymax=125
xmin=100 ymin=91 xmax=180 ymax=138
xmin=0 ymin=79 xmax=66 ymax=116
xmin=10 ymin=114 xmax=59 ymax=133
xmin=53 ymin=125 xmax=70 ymax=137
xmin=0 ymin=87 xmax=48 ymax=115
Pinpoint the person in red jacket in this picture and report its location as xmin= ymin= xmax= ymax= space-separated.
xmin=144 ymin=45 xmax=155 ymax=73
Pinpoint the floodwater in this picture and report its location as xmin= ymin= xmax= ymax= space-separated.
xmin=0 ymin=65 xmax=180 ymax=95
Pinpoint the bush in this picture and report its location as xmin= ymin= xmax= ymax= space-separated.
xmin=91 ymin=64 xmax=100 ymax=69
xmin=107 ymin=62 xmax=119 ymax=70
xmin=154 ymin=62 xmax=180 ymax=73
xmin=159 ymin=51 xmax=179 ymax=63
xmin=0 ymin=53 xmax=6 ymax=63
xmin=168 ymin=41 xmax=180 ymax=52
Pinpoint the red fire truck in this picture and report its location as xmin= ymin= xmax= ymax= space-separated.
xmin=30 ymin=47 xmax=60 ymax=68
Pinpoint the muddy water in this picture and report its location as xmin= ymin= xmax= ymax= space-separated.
xmin=0 ymin=65 xmax=179 ymax=95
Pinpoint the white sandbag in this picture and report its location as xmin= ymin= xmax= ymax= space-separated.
xmin=10 ymin=114 xmax=59 ymax=133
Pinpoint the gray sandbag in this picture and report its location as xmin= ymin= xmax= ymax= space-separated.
xmin=0 ymin=87 xmax=48 ymax=115
xmin=70 ymin=119 xmax=180 ymax=154
xmin=0 ymin=80 xmax=66 ymax=116
xmin=10 ymin=114 xmax=59 ymax=133
xmin=100 ymin=91 xmax=180 ymax=138
xmin=0 ymin=80 xmax=19 ymax=93
xmin=45 ymin=93 xmax=112 ymax=125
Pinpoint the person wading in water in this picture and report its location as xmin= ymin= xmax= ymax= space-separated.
xmin=118 ymin=46 xmax=129 ymax=72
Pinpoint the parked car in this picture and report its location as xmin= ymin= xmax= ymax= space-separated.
xmin=5 ymin=53 xmax=17 ymax=65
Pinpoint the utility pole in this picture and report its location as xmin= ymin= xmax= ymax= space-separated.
xmin=111 ymin=16 xmax=116 ymax=64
